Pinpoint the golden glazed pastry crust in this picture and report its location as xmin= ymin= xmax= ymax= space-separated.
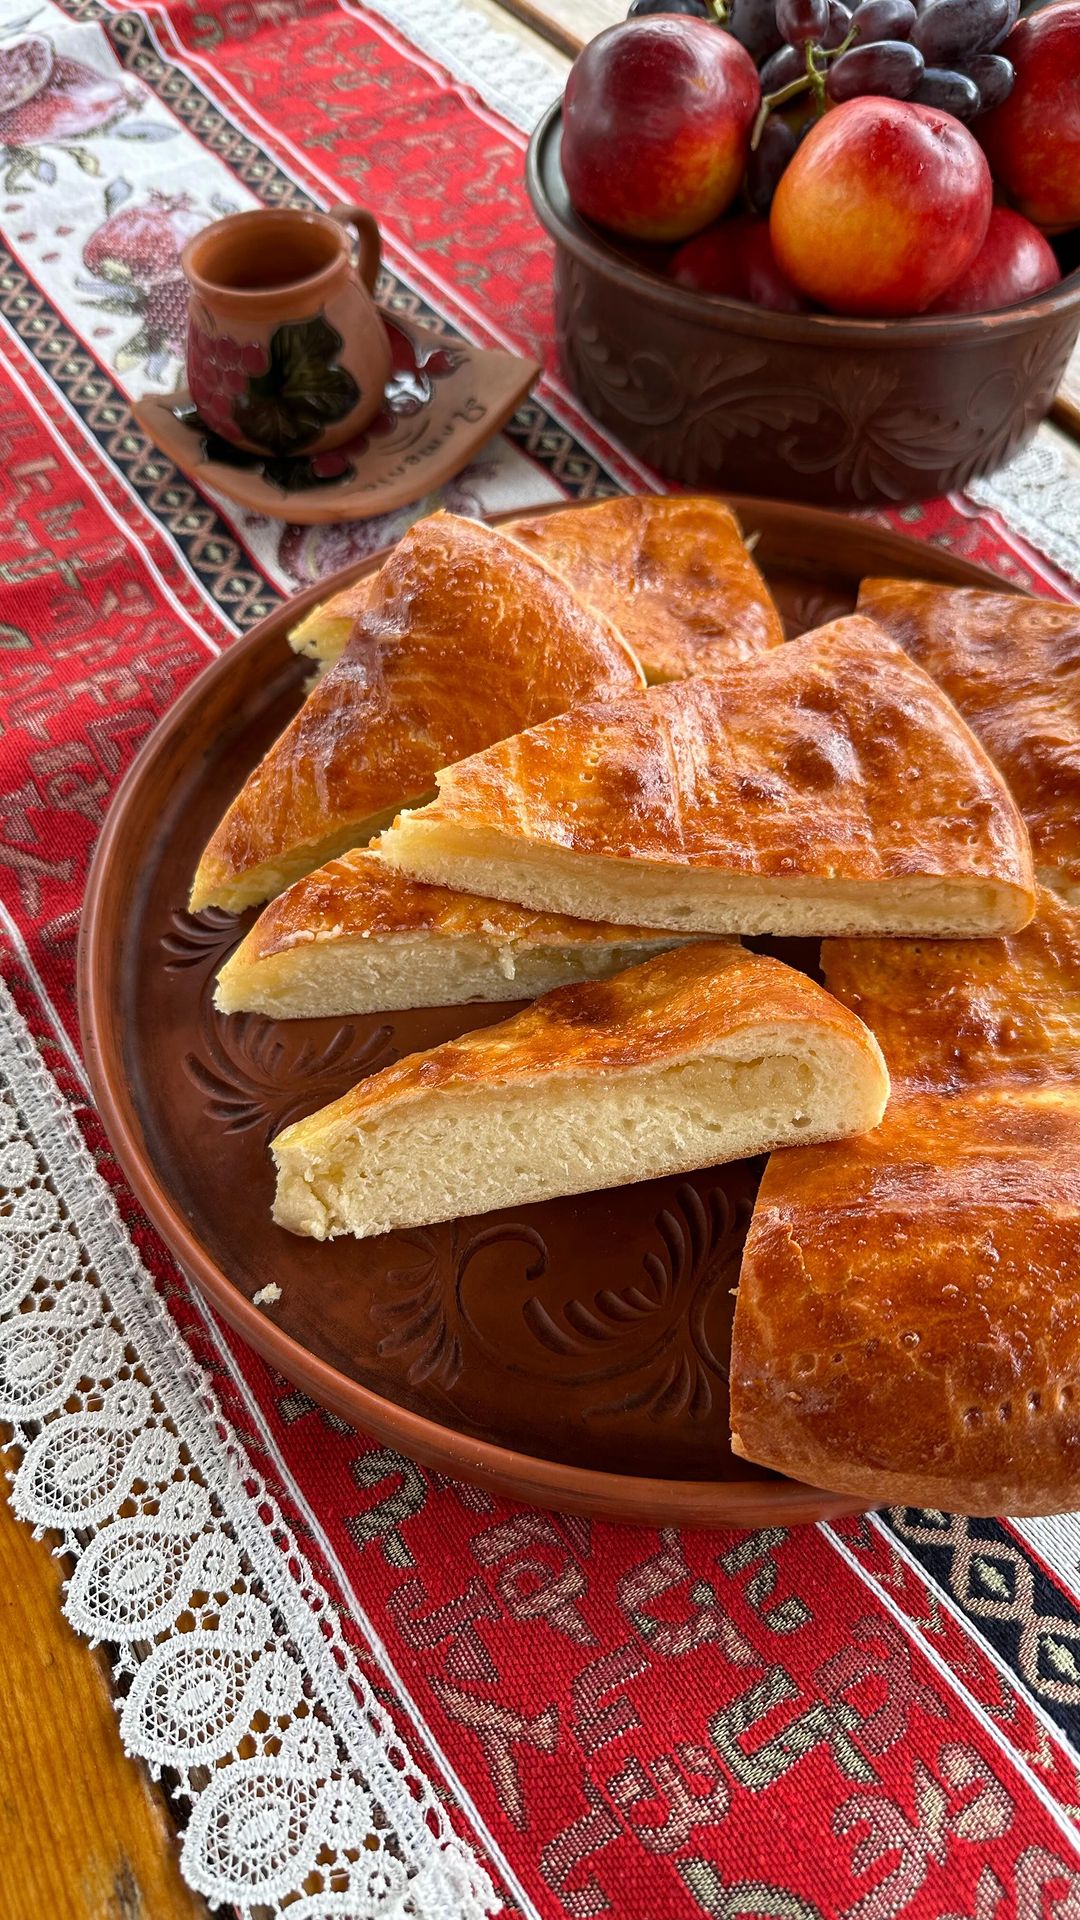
xmin=215 ymin=847 xmax=701 ymax=1016
xmin=857 ymin=578 xmax=1080 ymax=901
xmin=190 ymin=513 xmax=644 ymax=913
xmin=505 ymin=495 xmax=784 ymax=682
xmin=730 ymin=888 xmax=1080 ymax=1516
xmin=287 ymin=495 xmax=784 ymax=683
xmin=379 ymin=615 xmax=1036 ymax=937
xmin=270 ymin=941 xmax=889 ymax=1241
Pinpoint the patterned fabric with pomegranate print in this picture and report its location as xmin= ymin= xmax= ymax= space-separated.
xmin=79 ymin=189 xmax=218 ymax=380
xmin=0 ymin=30 xmax=142 ymax=186
xmin=1 ymin=0 xmax=1080 ymax=1916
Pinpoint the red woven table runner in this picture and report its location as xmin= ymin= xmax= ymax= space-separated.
xmin=3 ymin=2 xmax=1080 ymax=1913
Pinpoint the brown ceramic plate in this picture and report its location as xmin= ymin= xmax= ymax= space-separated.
xmin=133 ymin=311 xmax=539 ymax=524
xmin=79 ymin=500 xmax=1021 ymax=1528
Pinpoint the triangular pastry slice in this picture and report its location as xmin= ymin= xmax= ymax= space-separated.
xmin=287 ymin=495 xmax=784 ymax=682
xmin=214 ymin=848 xmax=701 ymax=1017
xmin=858 ymin=577 xmax=1080 ymax=903
xmin=379 ymin=615 xmax=1035 ymax=939
xmin=730 ymin=888 xmax=1080 ymax=1516
xmin=270 ymin=942 xmax=889 ymax=1241
xmin=190 ymin=513 xmax=643 ymax=913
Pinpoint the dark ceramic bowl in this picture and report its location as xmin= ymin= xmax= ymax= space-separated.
xmin=526 ymin=100 xmax=1080 ymax=509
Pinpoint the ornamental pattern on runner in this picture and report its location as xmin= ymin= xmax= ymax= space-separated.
xmin=0 ymin=2 xmax=617 ymax=606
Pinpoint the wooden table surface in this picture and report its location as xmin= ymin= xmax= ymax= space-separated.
xmin=5 ymin=4 xmax=1076 ymax=1917
xmin=491 ymin=0 xmax=621 ymax=56
xmin=0 ymin=1484 xmax=209 ymax=1920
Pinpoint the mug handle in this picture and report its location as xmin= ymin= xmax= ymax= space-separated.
xmin=329 ymin=204 xmax=382 ymax=296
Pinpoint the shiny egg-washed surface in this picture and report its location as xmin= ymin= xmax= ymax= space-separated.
xmin=858 ymin=578 xmax=1080 ymax=898
xmin=401 ymin=616 xmax=1033 ymax=888
xmin=506 ymin=495 xmax=784 ymax=682
xmin=822 ymin=887 xmax=1080 ymax=1093
xmin=731 ymin=888 xmax=1080 ymax=1515
xmin=190 ymin=513 xmax=644 ymax=911
xmin=288 ymin=493 xmax=785 ymax=682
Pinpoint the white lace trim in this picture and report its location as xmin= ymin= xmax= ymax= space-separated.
xmin=361 ymin=0 xmax=565 ymax=131
xmin=969 ymin=430 xmax=1080 ymax=590
xmin=0 ymin=979 xmax=497 ymax=1920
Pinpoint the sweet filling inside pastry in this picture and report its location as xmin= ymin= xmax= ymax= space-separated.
xmin=379 ymin=819 xmax=1028 ymax=939
xmin=270 ymin=943 xmax=889 ymax=1242
xmin=214 ymin=847 xmax=697 ymax=1017
xmin=204 ymin=801 xmax=421 ymax=917
xmin=274 ymin=1051 xmax=842 ymax=1241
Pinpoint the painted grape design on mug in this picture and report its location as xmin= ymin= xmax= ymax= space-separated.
xmin=187 ymin=310 xmax=360 ymax=455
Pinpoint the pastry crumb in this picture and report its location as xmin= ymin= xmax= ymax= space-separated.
xmin=253 ymin=1283 xmax=282 ymax=1307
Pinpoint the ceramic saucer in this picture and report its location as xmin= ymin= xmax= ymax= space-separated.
xmin=133 ymin=312 xmax=539 ymax=524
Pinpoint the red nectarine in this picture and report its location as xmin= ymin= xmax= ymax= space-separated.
xmin=670 ymin=215 xmax=808 ymax=311
xmin=561 ymin=19 xmax=760 ymax=244
xmin=769 ymin=97 xmax=992 ymax=316
xmin=978 ymin=2 xmax=1080 ymax=232
xmin=930 ymin=205 xmax=1060 ymax=312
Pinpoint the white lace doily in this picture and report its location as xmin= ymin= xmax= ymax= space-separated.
xmin=0 ymin=981 xmax=497 ymax=1920
xmin=364 ymin=0 xmax=564 ymax=132
xmin=2 ymin=7 xmax=1077 ymax=1916
xmin=968 ymin=430 xmax=1080 ymax=589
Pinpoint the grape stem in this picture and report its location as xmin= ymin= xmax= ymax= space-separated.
xmin=749 ymin=27 xmax=856 ymax=148
xmin=707 ymin=0 xmax=731 ymax=20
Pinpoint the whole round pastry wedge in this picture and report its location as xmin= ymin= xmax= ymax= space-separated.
xmin=189 ymin=511 xmax=644 ymax=914
xmin=857 ymin=577 xmax=1080 ymax=904
xmin=270 ymin=941 xmax=889 ymax=1242
xmin=286 ymin=494 xmax=784 ymax=683
xmin=378 ymin=615 xmax=1036 ymax=939
xmin=214 ymin=847 xmax=703 ymax=1017
xmin=730 ymin=888 xmax=1080 ymax=1517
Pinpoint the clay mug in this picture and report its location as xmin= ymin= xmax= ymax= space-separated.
xmin=181 ymin=205 xmax=392 ymax=456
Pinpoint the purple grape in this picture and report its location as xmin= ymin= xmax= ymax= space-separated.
xmin=963 ymin=48 xmax=1014 ymax=108
xmin=826 ymin=36 xmax=924 ymax=93
xmin=726 ymin=0 xmax=786 ymax=62
xmin=822 ymin=0 xmax=853 ymax=44
xmin=984 ymin=0 xmax=1018 ymax=47
xmin=627 ymin=0 xmax=710 ymax=13
xmin=746 ymin=114 xmax=797 ymax=213
xmin=911 ymin=0 xmax=1010 ymax=64
xmin=850 ymin=0 xmax=916 ymax=39
xmin=913 ymin=63 xmax=981 ymax=112
xmin=777 ymin=0 xmax=830 ymax=44
xmin=761 ymin=40 xmax=808 ymax=85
